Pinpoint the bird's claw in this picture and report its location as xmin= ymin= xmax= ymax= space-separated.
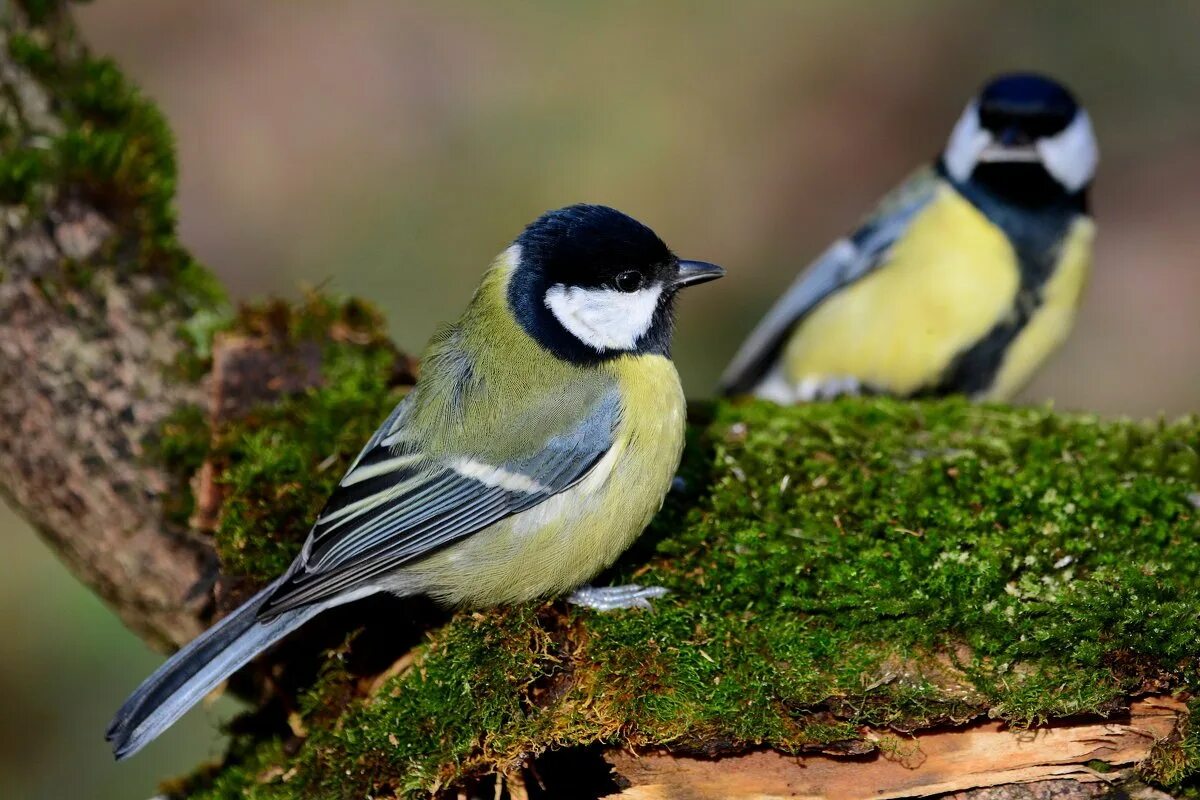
xmin=566 ymin=584 xmax=669 ymax=611
xmin=798 ymin=375 xmax=863 ymax=402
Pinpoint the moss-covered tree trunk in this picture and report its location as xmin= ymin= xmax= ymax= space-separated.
xmin=3 ymin=4 xmax=1198 ymax=799
xmin=0 ymin=0 xmax=227 ymax=650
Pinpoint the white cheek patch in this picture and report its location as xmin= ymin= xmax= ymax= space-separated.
xmin=943 ymin=101 xmax=992 ymax=183
xmin=1037 ymin=110 xmax=1098 ymax=193
xmin=544 ymin=283 xmax=664 ymax=352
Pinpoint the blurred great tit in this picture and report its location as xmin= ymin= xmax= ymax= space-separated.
xmin=721 ymin=72 xmax=1097 ymax=402
xmin=107 ymin=204 xmax=723 ymax=759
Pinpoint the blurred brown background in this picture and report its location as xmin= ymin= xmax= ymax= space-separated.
xmin=4 ymin=2 xmax=1197 ymax=798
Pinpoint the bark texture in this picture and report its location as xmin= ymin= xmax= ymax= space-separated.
xmin=0 ymin=203 xmax=217 ymax=648
xmin=0 ymin=5 xmax=215 ymax=648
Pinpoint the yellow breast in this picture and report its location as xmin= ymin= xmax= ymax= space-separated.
xmin=781 ymin=183 xmax=1021 ymax=396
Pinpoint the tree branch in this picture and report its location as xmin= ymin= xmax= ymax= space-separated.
xmin=0 ymin=1 xmax=219 ymax=648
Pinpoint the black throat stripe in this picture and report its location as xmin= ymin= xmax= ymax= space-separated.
xmin=924 ymin=166 xmax=1087 ymax=397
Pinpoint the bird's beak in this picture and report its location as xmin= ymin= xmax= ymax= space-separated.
xmin=977 ymin=126 xmax=1042 ymax=163
xmin=672 ymin=259 xmax=725 ymax=288
xmin=978 ymin=143 xmax=1041 ymax=163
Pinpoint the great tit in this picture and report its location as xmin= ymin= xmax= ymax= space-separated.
xmin=106 ymin=204 xmax=724 ymax=759
xmin=721 ymin=72 xmax=1097 ymax=402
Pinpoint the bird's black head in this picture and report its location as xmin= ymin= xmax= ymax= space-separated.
xmin=507 ymin=204 xmax=723 ymax=364
xmin=941 ymin=72 xmax=1097 ymax=207
xmin=978 ymin=73 xmax=1078 ymax=144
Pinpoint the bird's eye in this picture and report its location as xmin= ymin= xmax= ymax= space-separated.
xmin=614 ymin=270 xmax=643 ymax=292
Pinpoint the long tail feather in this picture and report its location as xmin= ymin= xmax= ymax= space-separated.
xmin=106 ymin=578 xmax=322 ymax=760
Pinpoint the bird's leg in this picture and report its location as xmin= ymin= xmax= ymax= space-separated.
xmin=566 ymin=584 xmax=669 ymax=611
xmin=798 ymin=375 xmax=864 ymax=402
xmin=818 ymin=375 xmax=863 ymax=400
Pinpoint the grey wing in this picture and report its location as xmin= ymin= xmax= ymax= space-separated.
xmin=259 ymin=389 xmax=621 ymax=617
xmin=718 ymin=168 xmax=941 ymax=395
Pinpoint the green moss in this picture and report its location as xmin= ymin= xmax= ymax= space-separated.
xmin=148 ymin=290 xmax=405 ymax=566
xmin=207 ymin=294 xmax=407 ymax=580
xmin=3 ymin=23 xmax=226 ymax=313
xmin=0 ymin=147 xmax=52 ymax=206
xmin=185 ymin=398 xmax=1200 ymax=798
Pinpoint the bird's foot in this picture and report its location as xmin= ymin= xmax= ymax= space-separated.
xmin=566 ymin=584 xmax=668 ymax=611
xmin=797 ymin=375 xmax=863 ymax=402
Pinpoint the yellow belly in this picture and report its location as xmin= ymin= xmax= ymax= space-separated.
xmin=781 ymin=184 xmax=1021 ymax=396
xmin=413 ymin=354 xmax=686 ymax=607
xmin=984 ymin=217 xmax=1094 ymax=401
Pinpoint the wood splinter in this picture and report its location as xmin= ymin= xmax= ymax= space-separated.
xmin=605 ymin=696 xmax=1186 ymax=800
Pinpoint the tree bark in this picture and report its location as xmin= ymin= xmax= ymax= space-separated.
xmin=0 ymin=2 xmax=217 ymax=649
xmin=605 ymin=697 xmax=1186 ymax=800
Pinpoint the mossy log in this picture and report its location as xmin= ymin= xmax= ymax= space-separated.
xmin=2 ymin=4 xmax=1199 ymax=799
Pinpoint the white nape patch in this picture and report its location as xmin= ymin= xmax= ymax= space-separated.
xmin=452 ymin=457 xmax=548 ymax=494
xmin=1037 ymin=110 xmax=1098 ymax=193
xmin=544 ymin=283 xmax=664 ymax=352
xmin=943 ymin=101 xmax=992 ymax=182
xmin=502 ymin=243 xmax=522 ymax=271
